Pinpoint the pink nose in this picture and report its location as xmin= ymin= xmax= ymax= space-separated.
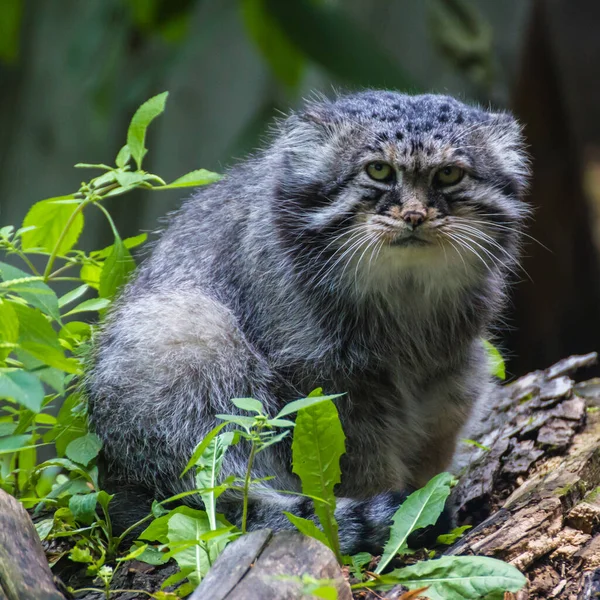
xmin=402 ymin=211 xmax=426 ymax=228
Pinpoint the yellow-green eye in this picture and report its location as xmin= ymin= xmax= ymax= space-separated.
xmin=366 ymin=161 xmax=394 ymax=182
xmin=434 ymin=166 xmax=465 ymax=187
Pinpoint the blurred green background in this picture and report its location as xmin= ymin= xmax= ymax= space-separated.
xmin=2 ymin=0 xmax=600 ymax=378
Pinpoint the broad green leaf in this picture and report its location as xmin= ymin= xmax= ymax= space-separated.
xmin=266 ymin=0 xmax=415 ymax=90
xmin=21 ymin=199 xmax=83 ymax=255
xmin=16 ymin=349 xmax=66 ymax=393
xmin=117 ymin=543 xmax=149 ymax=562
xmin=483 ymin=339 xmax=505 ymax=380
xmin=0 ymin=299 xmax=18 ymax=361
xmin=58 ymin=284 xmax=89 ymax=309
xmin=65 ymin=432 xmax=102 ymax=467
xmin=376 ymin=472 xmax=453 ymax=573
xmin=284 ymin=512 xmax=330 ymax=547
xmin=63 ymin=297 xmax=110 ymax=316
xmin=292 ymin=399 xmax=345 ymax=561
xmin=115 ymin=145 xmax=131 ymax=168
xmin=241 ymin=0 xmax=304 ymax=88
xmin=140 ymin=506 xmax=207 ymax=544
xmin=127 ymin=91 xmax=169 ymax=170
xmin=0 ymin=370 xmax=44 ymax=412
xmin=166 ymin=512 xmax=225 ymax=585
xmin=195 ymin=431 xmax=236 ymax=530
xmin=0 ymin=434 xmax=32 ymax=453
xmin=69 ymin=492 xmax=99 ymax=525
xmin=9 ymin=302 xmax=79 ymax=373
xmin=277 ymin=393 xmax=343 ymax=419
xmin=0 ymin=262 xmax=60 ymax=320
xmin=387 ymin=555 xmax=526 ymax=600
xmin=158 ymin=169 xmax=222 ymax=190
xmin=99 ymin=234 xmax=135 ymax=299
xmin=231 ymin=397 xmax=264 ymax=414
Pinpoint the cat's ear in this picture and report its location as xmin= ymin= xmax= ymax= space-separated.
xmin=479 ymin=112 xmax=531 ymax=196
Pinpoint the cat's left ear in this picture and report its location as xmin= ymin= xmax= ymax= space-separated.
xmin=480 ymin=112 xmax=531 ymax=197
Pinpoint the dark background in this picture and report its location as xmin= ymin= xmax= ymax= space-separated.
xmin=1 ymin=0 xmax=599 ymax=379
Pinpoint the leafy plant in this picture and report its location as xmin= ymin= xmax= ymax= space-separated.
xmin=0 ymin=90 xmax=524 ymax=600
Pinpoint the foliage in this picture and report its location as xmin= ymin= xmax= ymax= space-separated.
xmin=0 ymin=93 xmax=522 ymax=599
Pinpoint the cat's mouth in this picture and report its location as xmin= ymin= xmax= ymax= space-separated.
xmin=390 ymin=235 xmax=431 ymax=247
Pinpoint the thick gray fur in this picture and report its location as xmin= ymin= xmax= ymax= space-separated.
xmin=87 ymin=90 xmax=529 ymax=554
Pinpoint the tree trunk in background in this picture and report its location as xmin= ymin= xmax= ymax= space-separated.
xmin=507 ymin=0 xmax=600 ymax=378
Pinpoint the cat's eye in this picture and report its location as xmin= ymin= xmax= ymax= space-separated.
xmin=366 ymin=161 xmax=395 ymax=182
xmin=434 ymin=166 xmax=465 ymax=187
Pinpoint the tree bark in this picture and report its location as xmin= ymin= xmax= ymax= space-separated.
xmin=445 ymin=353 xmax=600 ymax=599
xmin=0 ymin=488 xmax=65 ymax=600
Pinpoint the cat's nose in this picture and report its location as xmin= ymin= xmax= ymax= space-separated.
xmin=402 ymin=211 xmax=426 ymax=229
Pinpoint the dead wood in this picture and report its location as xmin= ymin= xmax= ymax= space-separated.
xmin=191 ymin=529 xmax=352 ymax=600
xmin=0 ymin=487 xmax=65 ymax=600
xmin=445 ymin=352 xmax=600 ymax=599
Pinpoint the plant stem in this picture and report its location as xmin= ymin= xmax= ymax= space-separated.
xmin=15 ymin=251 xmax=40 ymax=275
xmin=241 ymin=439 xmax=258 ymax=534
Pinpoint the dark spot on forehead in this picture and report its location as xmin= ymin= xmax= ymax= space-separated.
xmin=425 ymin=146 xmax=434 ymax=156
xmin=392 ymin=103 xmax=401 ymax=111
xmin=395 ymin=130 xmax=404 ymax=141
xmin=454 ymin=148 xmax=465 ymax=156
xmin=455 ymin=113 xmax=464 ymax=125
xmin=433 ymin=133 xmax=443 ymax=140
xmin=440 ymin=103 xmax=451 ymax=112
xmin=438 ymin=114 xmax=449 ymax=123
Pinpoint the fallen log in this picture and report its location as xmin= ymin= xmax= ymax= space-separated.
xmin=443 ymin=352 xmax=600 ymax=599
xmin=0 ymin=488 xmax=65 ymax=600
xmin=191 ymin=529 xmax=352 ymax=600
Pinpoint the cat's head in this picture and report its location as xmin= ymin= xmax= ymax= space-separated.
xmin=270 ymin=91 xmax=530 ymax=298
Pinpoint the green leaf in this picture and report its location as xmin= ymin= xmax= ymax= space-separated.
xmin=483 ymin=340 xmax=505 ymax=380
xmin=114 ymin=171 xmax=151 ymax=188
xmin=63 ymin=297 xmax=110 ymax=316
xmin=140 ymin=506 xmax=206 ymax=544
xmin=386 ymin=555 xmax=526 ymax=600
xmin=277 ymin=393 xmax=343 ymax=419
xmin=158 ymin=169 xmax=222 ymax=190
xmin=0 ymin=299 xmax=18 ymax=361
xmin=0 ymin=434 xmax=32 ymax=453
xmin=21 ymin=199 xmax=84 ymax=255
xmin=231 ymin=397 xmax=264 ymax=414
xmin=10 ymin=302 xmax=79 ymax=373
xmin=266 ymin=0 xmax=415 ymax=90
xmin=69 ymin=545 xmax=94 ymax=563
xmin=284 ymin=512 xmax=330 ymax=547
xmin=166 ymin=512 xmax=220 ymax=584
xmin=69 ymin=493 xmax=99 ymax=525
xmin=115 ymin=145 xmax=131 ymax=168
xmin=80 ymin=263 xmax=102 ymax=290
xmin=292 ymin=399 xmax=345 ymax=562
xmin=58 ymin=284 xmax=89 ymax=309
xmin=436 ymin=525 xmax=472 ymax=546
xmin=181 ymin=422 xmax=229 ymax=478
xmin=99 ymin=234 xmax=136 ymax=299
xmin=215 ymin=414 xmax=257 ymax=430
xmin=0 ymin=370 xmax=44 ymax=412
xmin=0 ymin=262 xmax=60 ymax=320
xmin=0 ymin=0 xmax=22 ymax=64
xmin=195 ymin=431 xmax=236 ymax=530
xmin=127 ymin=91 xmax=169 ymax=170
xmin=241 ymin=0 xmax=304 ymax=88
xmin=65 ymin=433 xmax=102 ymax=467
xmin=375 ymin=472 xmax=453 ymax=573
